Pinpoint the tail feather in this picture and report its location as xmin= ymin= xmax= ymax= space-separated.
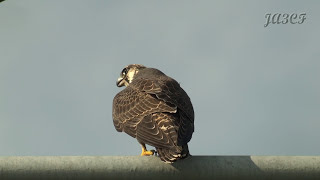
xmin=156 ymin=144 xmax=189 ymax=163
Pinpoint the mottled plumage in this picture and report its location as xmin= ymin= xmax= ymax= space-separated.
xmin=112 ymin=64 xmax=194 ymax=163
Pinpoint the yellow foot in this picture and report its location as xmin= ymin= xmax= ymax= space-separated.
xmin=141 ymin=149 xmax=155 ymax=156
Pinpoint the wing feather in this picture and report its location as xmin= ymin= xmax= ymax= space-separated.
xmin=112 ymin=68 xmax=194 ymax=148
xmin=130 ymin=76 xmax=194 ymax=145
xmin=112 ymin=86 xmax=176 ymax=138
xmin=136 ymin=113 xmax=178 ymax=149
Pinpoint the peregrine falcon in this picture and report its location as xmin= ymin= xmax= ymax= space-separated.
xmin=112 ymin=64 xmax=194 ymax=163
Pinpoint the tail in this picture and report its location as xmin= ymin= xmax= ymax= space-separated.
xmin=156 ymin=144 xmax=190 ymax=163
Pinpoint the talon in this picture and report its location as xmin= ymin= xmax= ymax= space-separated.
xmin=141 ymin=150 xmax=155 ymax=156
xmin=140 ymin=143 xmax=156 ymax=156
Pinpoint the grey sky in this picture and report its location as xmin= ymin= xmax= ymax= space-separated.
xmin=0 ymin=0 xmax=319 ymax=156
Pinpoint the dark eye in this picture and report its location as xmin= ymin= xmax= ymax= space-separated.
xmin=121 ymin=68 xmax=128 ymax=76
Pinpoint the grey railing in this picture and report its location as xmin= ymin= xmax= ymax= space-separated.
xmin=0 ymin=156 xmax=319 ymax=179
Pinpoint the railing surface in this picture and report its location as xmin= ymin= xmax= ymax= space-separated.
xmin=0 ymin=156 xmax=319 ymax=179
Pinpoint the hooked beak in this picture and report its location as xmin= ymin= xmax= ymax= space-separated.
xmin=116 ymin=77 xmax=124 ymax=87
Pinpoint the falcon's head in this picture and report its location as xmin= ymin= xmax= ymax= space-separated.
xmin=116 ymin=64 xmax=146 ymax=87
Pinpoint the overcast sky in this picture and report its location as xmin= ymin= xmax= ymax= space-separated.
xmin=0 ymin=0 xmax=319 ymax=156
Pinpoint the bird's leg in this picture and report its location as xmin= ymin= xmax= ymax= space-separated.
xmin=140 ymin=143 xmax=155 ymax=156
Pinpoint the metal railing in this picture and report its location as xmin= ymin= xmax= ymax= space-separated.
xmin=0 ymin=156 xmax=319 ymax=179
